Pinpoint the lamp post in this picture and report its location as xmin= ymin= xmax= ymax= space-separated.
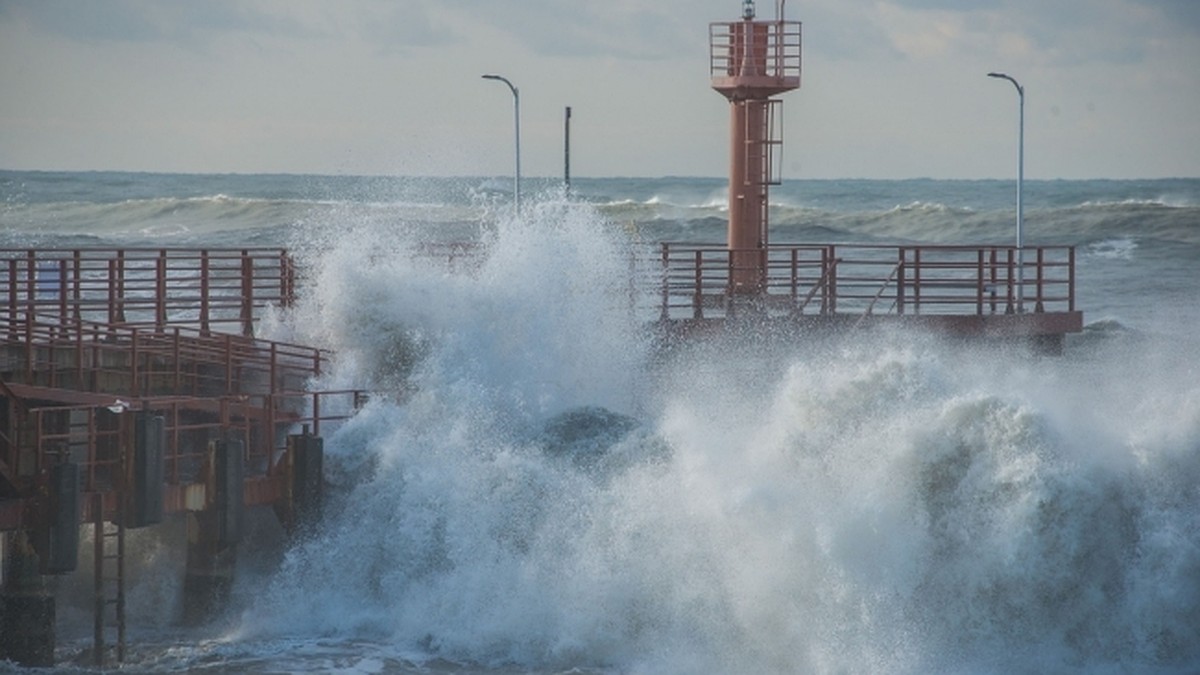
xmin=482 ymin=74 xmax=521 ymax=217
xmin=988 ymin=71 xmax=1024 ymax=312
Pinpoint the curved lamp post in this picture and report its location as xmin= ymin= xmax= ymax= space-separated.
xmin=988 ymin=71 xmax=1024 ymax=312
xmin=482 ymin=74 xmax=521 ymax=217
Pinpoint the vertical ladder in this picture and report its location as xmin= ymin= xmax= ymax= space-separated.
xmin=747 ymin=98 xmax=784 ymax=188
xmin=744 ymin=98 xmax=784 ymax=260
xmin=92 ymin=492 xmax=126 ymax=666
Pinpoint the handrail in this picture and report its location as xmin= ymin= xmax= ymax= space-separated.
xmin=12 ymin=389 xmax=366 ymax=492
xmin=656 ymin=242 xmax=1077 ymax=321
xmin=4 ymin=312 xmax=327 ymax=399
xmin=1 ymin=247 xmax=295 ymax=336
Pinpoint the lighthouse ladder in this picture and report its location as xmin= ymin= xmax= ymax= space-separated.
xmin=747 ymin=98 xmax=784 ymax=188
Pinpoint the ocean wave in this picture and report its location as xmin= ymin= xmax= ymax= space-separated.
xmin=1085 ymin=237 xmax=1139 ymax=260
xmin=1078 ymin=197 xmax=1195 ymax=209
xmin=887 ymin=200 xmax=975 ymax=214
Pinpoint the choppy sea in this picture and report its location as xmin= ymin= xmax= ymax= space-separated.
xmin=2 ymin=171 xmax=1199 ymax=673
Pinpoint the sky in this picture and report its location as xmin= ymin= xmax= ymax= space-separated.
xmin=1 ymin=0 xmax=1198 ymax=179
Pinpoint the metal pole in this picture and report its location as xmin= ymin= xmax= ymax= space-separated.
xmin=564 ymin=106 xmax=572 ymax=191
xmin=988 ymin=71 xmax=1024 ymax=311
xmin=482 ymin=74 xmax=521 ymax=217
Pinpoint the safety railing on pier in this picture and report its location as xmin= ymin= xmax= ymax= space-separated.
xmin=656 ymin=243 xmax=1076 ymax=320
xmin=4 ymin=389 xmax=365 ymax=511
xmin=1 ymin=248 xmax=296 ymax=336
xmin=3 ymin=313 xmax=327 ymax=398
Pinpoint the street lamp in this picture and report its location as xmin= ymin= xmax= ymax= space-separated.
xmin=482 ymin=74 xmax=521 ymax=217
xmin=988 ymin=71 xmax=1024 ymax=312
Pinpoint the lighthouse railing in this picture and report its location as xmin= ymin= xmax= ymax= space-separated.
xmin=709 ymin=20 xmax=802 ymax=82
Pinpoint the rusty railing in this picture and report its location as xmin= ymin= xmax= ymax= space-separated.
xmin=1 ymin=248 xmax=296 ymax=336
xmin=657 ymin=242 xmax=1076 ymax=320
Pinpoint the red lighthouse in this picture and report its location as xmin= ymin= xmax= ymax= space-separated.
xmin=711 ymin=0 xmax=801 ymax=294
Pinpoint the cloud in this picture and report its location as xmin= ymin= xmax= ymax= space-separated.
xmin=0 ymin=0 xmax=453 ymax=53
xmin=1134 ymin=0 xmax=1200 ymax=31
xmin=0 ymin=0 xmax=304 ymax=44
xmin=437 ymin=0 xmax=694 ymax=59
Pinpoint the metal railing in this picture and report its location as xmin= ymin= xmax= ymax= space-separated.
xmin=3 ymin=313 xmax=327 ymax=398
xmin=6 ymin=389 xmax=365 ymax=499
xmin=656 ymin=242 xmax=1076 ymax=320
xmin=710 ymin=20 xmax=802 ymax=82
xmin=1 ymin=248 xmax=296 ymax=336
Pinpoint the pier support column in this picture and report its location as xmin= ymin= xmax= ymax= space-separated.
xmin=181 ymin=439 xmax=242 ymax=625
xmin=286 ymin=431 xmax=324 ymax=535
xmin=181 ymin=511 xmax=237 ymax=625
xmin=0 ymin=531 xmax=56 ymax=667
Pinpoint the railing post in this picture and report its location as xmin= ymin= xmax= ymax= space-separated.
xmin=825 ymin=246 xmax=837 ymax=314
xmin=659 ymin=244 xmax=669 ymax=321
xmin=107 ymin=259 xmax=118 ymax=327
xmin=57 ymin=259 xmax=68 ymax=324
xmin=200 ymin=250 xmax=211 ymax=335
xmin=156 ymin=250 xmax=168 ymax=330
xmin=115 ymin=250 xmax=126 ymax=324
xmin=989 ymin=248 xmax=999 ymax=314
xmin=72 ymin=250 xmax=82 ymax=321
xmin=280 ymin=251 xmax=293 ymax=308
xmin=7 ymin=259 xmax=17 ymax=340
xmin=240 ymin=250 xmax=253 ymax=337
xmin=1005 ymin=249 xmax=1016 ymax=314
xmin=912 ymin=248 xmax=922 ymax=315
xmin=1068 ymin=246 xmax=1076 ymax=313
xmin=695 ymin=250 xmax=704 ymax=320
xmin=897 ymin=248 xmax=907 ymax=316
xmin=24 ymin=303 xmax=33 ymax=384
xmin=26 ymin=250 xmax=37 ymax=320
xmin=1035 ymin=247 xmax=1046 ymax=312
xmin=790 ymin=247 xmax=798 ymax=308
xmin=976 ymin=249 xmax=985 ymax=315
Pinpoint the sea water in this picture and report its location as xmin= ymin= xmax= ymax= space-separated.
xmin=1 ymin=171 xmax=1198 ymax=673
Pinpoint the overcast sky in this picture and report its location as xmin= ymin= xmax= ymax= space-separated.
xmin=1 ymin=0 xmax=1197 ymax=179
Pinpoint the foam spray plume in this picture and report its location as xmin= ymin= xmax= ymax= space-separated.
xmin=234 ymin=191 xmax=1200 ymax=674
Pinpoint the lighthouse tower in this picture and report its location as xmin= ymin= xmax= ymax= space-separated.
xmin=710 ymin=0 xmax=801 ymax=294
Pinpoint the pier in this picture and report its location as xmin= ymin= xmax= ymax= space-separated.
xmin=0 ymin=247 xmax=361 ymax=666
